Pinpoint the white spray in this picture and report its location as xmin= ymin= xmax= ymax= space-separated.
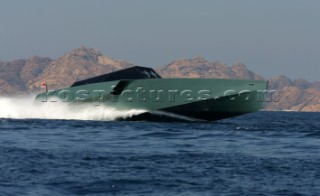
xmin=0 ymin=95 xmax=146 ymax=121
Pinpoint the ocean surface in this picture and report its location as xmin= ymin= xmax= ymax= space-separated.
xmin=1 ymin=111 xmax=320 ymax=195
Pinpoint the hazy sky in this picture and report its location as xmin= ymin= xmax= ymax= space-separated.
xmin=0 ymin=0 xmax=319 ymax=81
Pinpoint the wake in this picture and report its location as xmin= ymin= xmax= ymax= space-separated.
xmin=0 ymin=96 xmax=146 ymax=121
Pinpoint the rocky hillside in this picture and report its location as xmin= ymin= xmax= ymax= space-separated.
xmin=157 ymin=56 xmax=263 ymax=80
xmin=0 ymin=46 xmax=319 ymax=111
xmin=0 ymin=57 xmax=53 ymax=95
xmin=0 ymin=46 xmax=134 ymax=95
xmin=266 ymin=76 xmax=320 ymax=111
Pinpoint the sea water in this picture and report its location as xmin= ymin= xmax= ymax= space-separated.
xmin=0 ymin=97 xmax=319 ymax=195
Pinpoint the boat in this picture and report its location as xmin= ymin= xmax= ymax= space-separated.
xmin=35 ymin=66 xmax=268 ymax=121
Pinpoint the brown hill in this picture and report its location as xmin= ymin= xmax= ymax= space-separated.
xmin=265 ymin=76 xmax=320 ymax=111
xmin=156 ymin=56 xmax=264 ymax=80
xmin=31 ymin=46 xmax=134 ymax=91
xmin=0 ymin=46 xmax=134 ymax=95
xmin=0 ymin=46 xmax=319 ymax=112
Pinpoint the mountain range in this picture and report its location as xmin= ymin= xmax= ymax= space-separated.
xmin=0 ymin=46 xmax=319 ymax=111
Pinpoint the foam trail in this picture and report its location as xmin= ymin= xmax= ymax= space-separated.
xmin=0 ymin=96 xmax=146 ymax=121
xmin=149 ymin=110 xmax=203 ymax=122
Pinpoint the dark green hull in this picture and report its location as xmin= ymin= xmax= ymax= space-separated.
xmin=36 ymin=78 xmax=268 ymax=121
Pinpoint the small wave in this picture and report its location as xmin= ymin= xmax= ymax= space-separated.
xmin=235 ymin=126 xmax=249 ymax=130
xmin=141 ymin=131 xmax=182 ymax=138
xmin=0 ymin=96 xmax=146 ymax=121
xmin=304 ymin=131 xmax=320 ymax=138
